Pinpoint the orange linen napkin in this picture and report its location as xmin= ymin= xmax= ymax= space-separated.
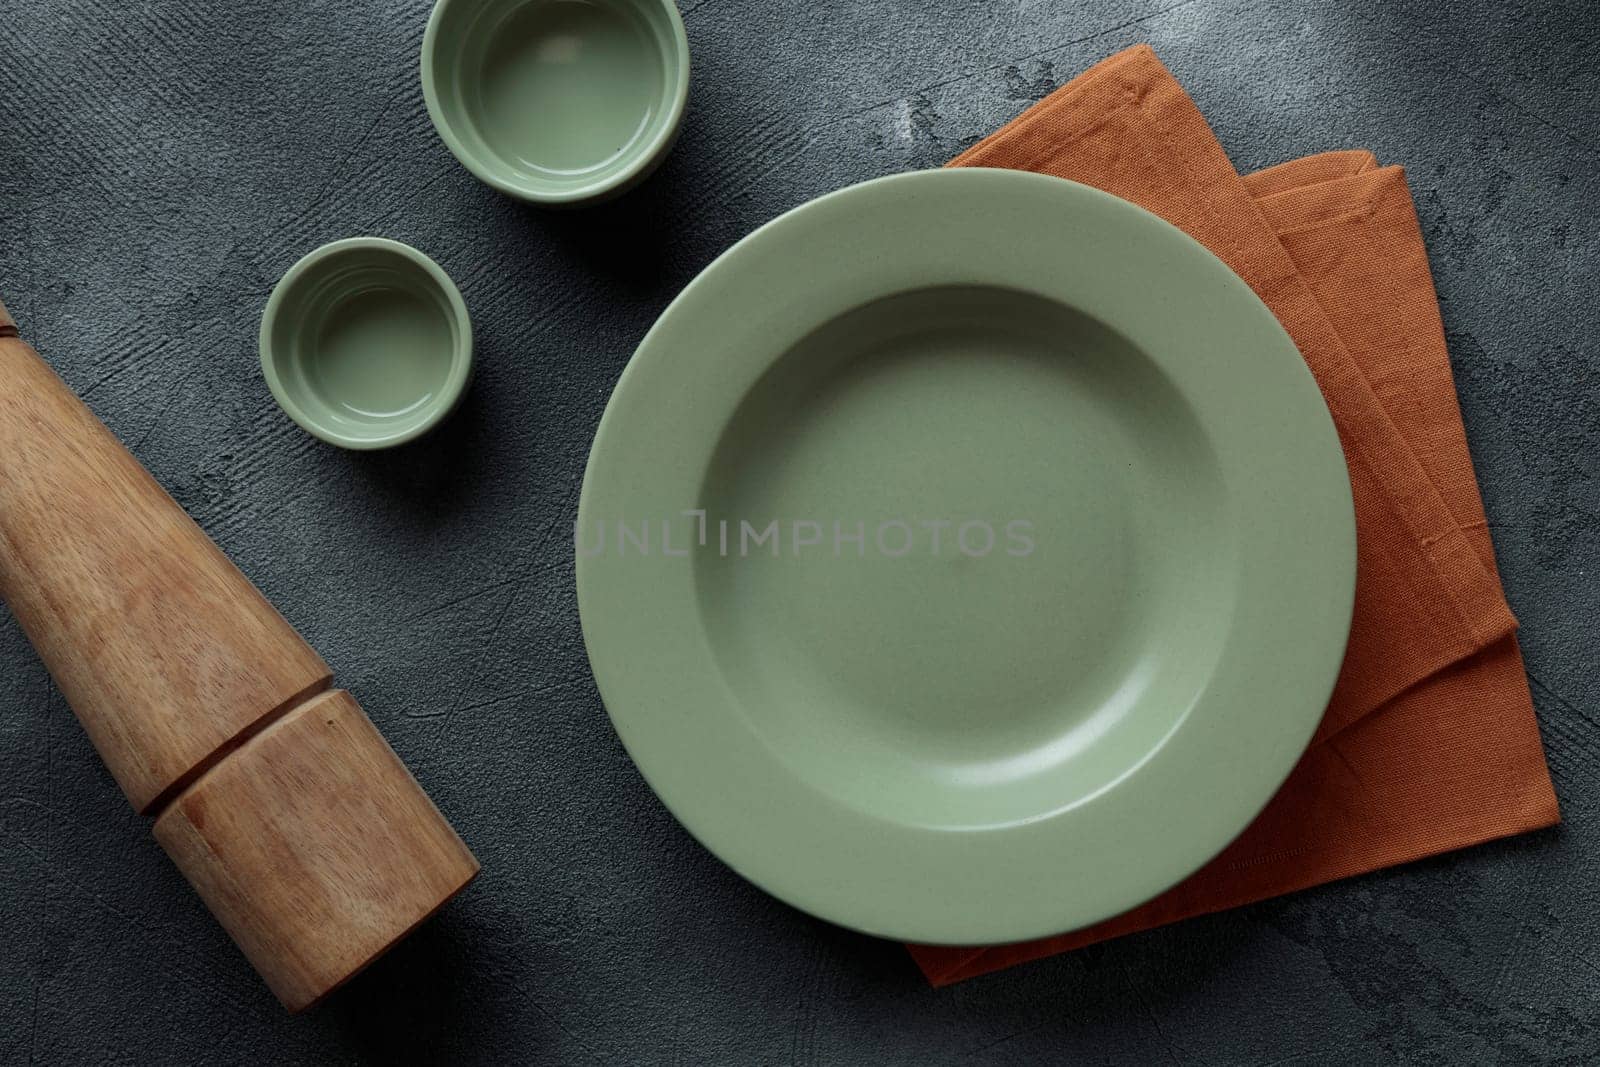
xmin=910 ymin=45 xmax=1559 ymax=986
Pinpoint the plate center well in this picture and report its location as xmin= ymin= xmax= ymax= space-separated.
xmin=694 ymin=286 xmax=1236 ymax=828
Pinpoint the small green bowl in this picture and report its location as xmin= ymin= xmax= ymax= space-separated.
xmin=421 ymin=0 xmax=690 ymax=205
xmin=260 ymin=238 xmax=473 ymax=450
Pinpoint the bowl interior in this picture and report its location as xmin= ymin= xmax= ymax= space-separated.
xmin=263 ymin=243 xmax=471 ymax=448
xmin=426 ymin=0 xmax=686 ymax=200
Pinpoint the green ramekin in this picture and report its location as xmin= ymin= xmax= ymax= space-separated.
xmin=421 ymin=0 xmax=690 ymax=206
xmin=260 ymin=238 xmax=473 ymax=450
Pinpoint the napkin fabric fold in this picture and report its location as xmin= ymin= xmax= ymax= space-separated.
xmin=910 ymin=45 xmax=1559 ymax=986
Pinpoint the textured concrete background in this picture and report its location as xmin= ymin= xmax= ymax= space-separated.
xmin=1 ymin=0 xmax=1597 ymax=1062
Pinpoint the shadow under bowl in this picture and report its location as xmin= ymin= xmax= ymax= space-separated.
xmin=422 ymin=0 xmax=690 ymax=206
xmin=260 ymin=238 xmax=473 ymax=450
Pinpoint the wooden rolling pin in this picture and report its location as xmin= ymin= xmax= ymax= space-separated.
xmin=0 ymin=296 xmax=479 ymax=1012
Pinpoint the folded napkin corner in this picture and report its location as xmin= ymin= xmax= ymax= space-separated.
xmin=913 ymin=43 xmax=1559 ymax=986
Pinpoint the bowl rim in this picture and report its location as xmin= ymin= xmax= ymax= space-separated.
xmin=420 ymin=0 xmax=691 ymax=205
xmin=258 ymin=236 xmax=474 ymax=451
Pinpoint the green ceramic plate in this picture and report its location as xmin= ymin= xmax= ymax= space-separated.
xmin=577 ymin=169 xmax=1355 ymax=944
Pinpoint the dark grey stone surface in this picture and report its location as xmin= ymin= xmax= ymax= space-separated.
xmin=1 ymin=0 xmax=1597 ymax=1062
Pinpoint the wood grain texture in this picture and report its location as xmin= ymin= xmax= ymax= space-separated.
xmin=153 ymin=689 xmax=480 ymax=1013
xmin=0 ymin=331 xmax=332 ymax=813
xmin=0 ymin=320 xmax=480 ymax=1012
